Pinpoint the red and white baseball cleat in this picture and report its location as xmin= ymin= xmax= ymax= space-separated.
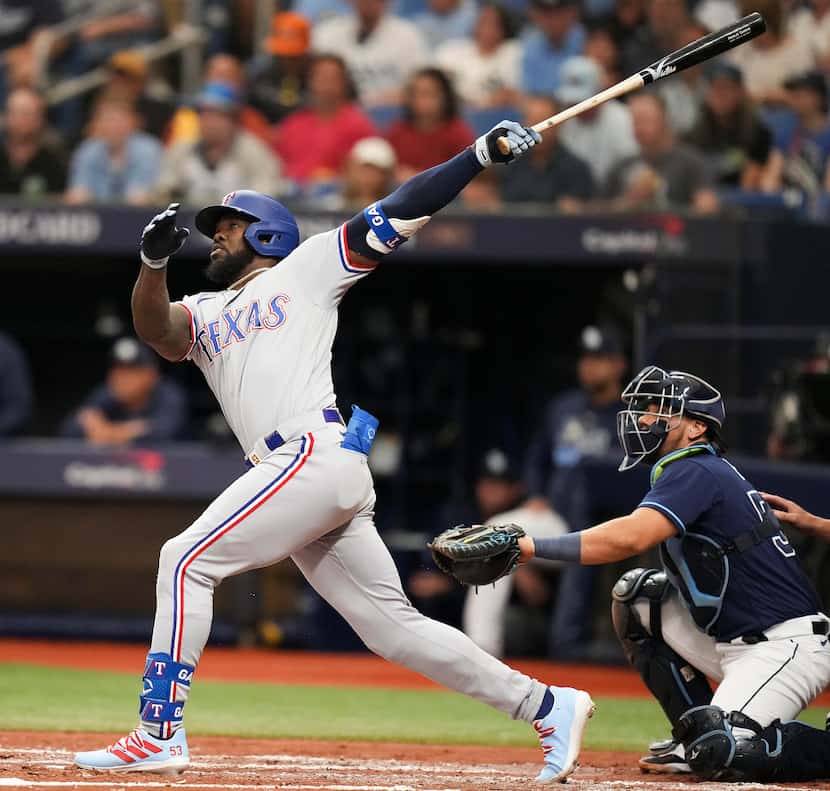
xmin=74 ymin=727 xmax=189 ymax=773
xmin=533 ymin=686 xmax=596 ymax=782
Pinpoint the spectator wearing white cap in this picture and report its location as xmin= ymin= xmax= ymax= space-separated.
xmin=434 ymin=4 xmax=522 ymax=110
xmin=333 ymin=136 xmax=398 ymax=209
xmin=554 ymin=56 xmax=638 ymax=190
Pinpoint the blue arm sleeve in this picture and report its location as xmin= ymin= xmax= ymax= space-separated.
xmin=345 ymin=148 xmax=483 ymax=260
xmin=533 ymin=533 xmax=582 ymax=562
xmin=638 ymin=461 xmax=719 ymax=536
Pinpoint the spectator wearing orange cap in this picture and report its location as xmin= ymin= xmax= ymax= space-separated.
xmin=247 ymin=13 xmax=311 ymax=124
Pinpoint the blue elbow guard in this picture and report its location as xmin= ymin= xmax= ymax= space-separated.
xmin=341 ymin=405 xmax=379 ymax=455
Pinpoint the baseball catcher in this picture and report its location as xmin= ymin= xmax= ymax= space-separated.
xmin=431 ymin=365 xmax=830 ymax=783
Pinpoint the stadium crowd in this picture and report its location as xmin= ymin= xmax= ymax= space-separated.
xmin=1 ymin=0 xmax=829 ymax=218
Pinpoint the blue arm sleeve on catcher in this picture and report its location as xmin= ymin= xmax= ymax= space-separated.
xmin=345 ymin=148 xmax=483 ymax=260
xmin=533 ymin=532 xmax=582 ymax=563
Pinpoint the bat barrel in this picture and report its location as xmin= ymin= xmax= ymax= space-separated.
xmin=638 ymin=11 xmax=766 ymax=84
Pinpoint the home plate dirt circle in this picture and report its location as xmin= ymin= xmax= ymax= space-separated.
xmin=1 ymin=733 xmax=828 ymax=791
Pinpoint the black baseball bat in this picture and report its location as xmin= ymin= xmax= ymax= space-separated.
xmin=497 ymin=12 xmax=766 ymax=154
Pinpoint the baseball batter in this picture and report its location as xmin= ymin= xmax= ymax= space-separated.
xmin=73 ymin=121 xmax=595 ymax=782
xmin=512 ymin=365 xmax=830 ymax=782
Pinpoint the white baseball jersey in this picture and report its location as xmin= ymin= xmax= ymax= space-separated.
xmin=177 ymin=225 xmax=375 ymax=452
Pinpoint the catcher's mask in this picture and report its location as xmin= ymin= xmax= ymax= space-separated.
xmin=617 ymin=365 xmax=725 ymax=471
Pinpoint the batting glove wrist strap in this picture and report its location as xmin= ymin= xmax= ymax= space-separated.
xmin=474 ymin=120 xmax=541 ymax=167
xmin=140 ymin=250 xmax=169 ymax=269
xmin=140 ymin=202 xmax=190 ymax=262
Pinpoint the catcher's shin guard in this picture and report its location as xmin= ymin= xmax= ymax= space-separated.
xmin=612 ymin=568 xmax=712 ymax=725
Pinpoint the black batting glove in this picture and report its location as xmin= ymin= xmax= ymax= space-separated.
xmin=140 ymin=203 xmax=190 ymax=268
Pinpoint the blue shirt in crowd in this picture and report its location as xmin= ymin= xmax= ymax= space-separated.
xmin=520 ymin=25 xmax=586 ymax=96
xmin=774 ymin=121 xmax=830 ymax=185
xmin=0 ymin=332 xmax=32 ymax=436
xmin=67 ymin=132 xmax=162 ymax=202
xmin=641 ymin=445 xmax=821 ymax=641
xmin=60 ymin=380 xmax=188 ymax=444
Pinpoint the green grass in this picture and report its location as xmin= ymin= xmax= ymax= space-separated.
xmin=0 ymin=664 xmax=825 ymax=752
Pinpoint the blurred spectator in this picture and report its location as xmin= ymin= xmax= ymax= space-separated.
xmin=64 ymin=0 xmax=160 ymax=71
xmin=312 ymin=0 xmax=428 ymax=106
xmin=728 ymin=0 xmax=813 ymax=105
xmin=0 ymin=87 xmax=67 ymax=198
xmin=789 ymin=0 xmax=830 ymax=72
xmin=0 ymin=1 xmax=62 ymax=100
xmin=460 ymin=449 xmax=568 ymax=658
xmin=167 ymin=54 xmax=272 ymax=146
xmin=247 ymin=13 xmax=311 ymax=124
xmin=523 ymin=325 xmax=627 ymax=659
xmin=273 ymin=54 xmax=375 ymax=188
xmin=604 ymin=92 xmax=718 ymax=212
xmin=584 ymin=21 xmax=622 ymax=87
xmin=65 ymin=97 xmax=161 ymax=205
xmin=385 ymin=68 xmax=474 ymax=180
xmin=761 ymin=72 xmax=830 ymax=199
xmin=620 ymin=0 xmax=689 ymax=75
xmin=414 ymin=0 xmax=477 ymax=49
xmin=521 ymin=0 xmax=586 ymax=96
xmin=600 ymin=0 xmax=647 ymax=50
xmin=685 ymin=61 xmax=772 ymax=189
xmin=335 ymin=136 xmax=398 ymax=209
xmin=157 ymin=82 xmax=283 ymax=206
xmin=655 ymin=20 xmax=708 ymax=135
xmin=0 ymin=331 xmax=32 ymax=437
xmin=96 ymin=50 xmax=175 ymax=140
xmin=694 ymin=0 xmax=739 ymax=33
xmin=500 ymin=94 xmax=594 ymax=207
xmin=555 ymin=57 xmax=638 ymax=190
xmin=434 ymin=4 xmax=521 ymax=109
xmin=60 ymin=337 xmax=187 ymax=447
xmin=295 ymin=0 xmax=350 ymax=24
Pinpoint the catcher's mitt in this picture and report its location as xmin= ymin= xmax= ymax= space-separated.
xmin=428 ymin=523 xmax=526 ymax=586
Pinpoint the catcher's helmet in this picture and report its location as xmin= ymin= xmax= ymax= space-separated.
xmin=617 ymin=365 xmax=725 ymax=471
xmin=195 ymin=190 xmax=299 ymax=258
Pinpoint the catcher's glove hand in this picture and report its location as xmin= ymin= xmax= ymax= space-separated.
xmin=428 ymin=523 xmax=526 ymax=587
xmin=140 ymin=203 xmax=190 ymax=267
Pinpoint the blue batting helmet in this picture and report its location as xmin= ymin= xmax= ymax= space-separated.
xmin=617 ymin=365 xmax=725 ymax=471
xmin=195 ymin=190 xmax=300 ymax=259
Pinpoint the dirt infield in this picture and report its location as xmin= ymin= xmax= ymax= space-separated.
xmin=1 ymin=731 xmax=830 ymax=791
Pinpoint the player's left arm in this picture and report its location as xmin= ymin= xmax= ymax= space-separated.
xmin=518 ymin=508 xmax=677 ymax=565
xmin=344 ymin=121 xmax=541 ymax=267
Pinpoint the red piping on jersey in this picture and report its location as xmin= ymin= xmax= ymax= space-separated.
xmin=174 ymin=302 xmax=197 ymax=362
xmin=339 ymin=223 xmax=377 ymax=272
xmin=171 ymin=433 xmax=315 ymax=665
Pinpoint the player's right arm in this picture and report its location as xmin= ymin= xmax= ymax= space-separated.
xmin=131 ymin=204 xmax=193 ymax=362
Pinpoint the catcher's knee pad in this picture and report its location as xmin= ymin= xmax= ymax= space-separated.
xmin=612 ymin=568 xmax=711 ymax=725
xmin=673 ymin=705 xmax=736 ymax=779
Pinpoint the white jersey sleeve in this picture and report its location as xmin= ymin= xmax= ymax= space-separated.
xmin=173 ymin=293 xmax=209 ymax=364
xmin=286 ymin=224 xmax=378 ymax=309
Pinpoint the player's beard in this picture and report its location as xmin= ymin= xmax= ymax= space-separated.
xmin=205 ymin=245 xmax=255 ymax=286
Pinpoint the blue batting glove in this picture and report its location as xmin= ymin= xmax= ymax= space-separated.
xmin=474 ymin=120 xmax=543 ymax=167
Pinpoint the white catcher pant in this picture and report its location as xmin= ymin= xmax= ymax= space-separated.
xmin=634 ymin=592 xmax=830 ymax=727
xmin=149 ymin=423 xmax=547 ymax=726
